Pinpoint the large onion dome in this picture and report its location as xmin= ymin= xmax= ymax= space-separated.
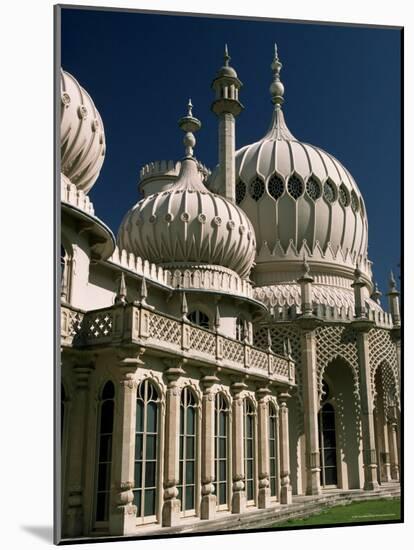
xmin=208 ymin=46 xmax=370 ymax=285
xmin=118 ymin=101 xmax=256 ymax=279
xmin=60 ymin=69 xmax=106 ymax=193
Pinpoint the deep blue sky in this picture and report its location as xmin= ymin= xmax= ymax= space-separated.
xmin=60 ymin=7 xmax=401 ymax=299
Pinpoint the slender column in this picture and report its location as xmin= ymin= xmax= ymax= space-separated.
xmin=388 ymin=416 xmax=400 ymax=481
xmin=109 ymin=355 xmax=143 ymax=535
xmin=375 ymin=385 xmax=391 ymax=483
xmin=256 ymin=387 xmax=271 ymax=508
xmin=218 ymin=113 xmax=236 ymax=202
xmin=278 ymin=390 xmax=292 ymax=504
xmin=356 ymin=329 xmax=379 ymax=490
xmin=200 ymin=372 xmax=219 ymax=519
xmin=162 ymin=361 xmax=185 ymax=526
xmin=63 ymin=362 xmax=94 ymax=537
xmin=230 ymin=379 xmax=247 ymax=513
xmin=301 ymin=330 xmax=321 ymax=495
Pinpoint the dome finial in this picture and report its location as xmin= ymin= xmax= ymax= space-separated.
xmin=270 ymin=43 xmax=285 ymax=107
xmin=178 ymin=99 xmax=202 ymax=158
xmin=224 ymin=44 xmax=230 ymax=66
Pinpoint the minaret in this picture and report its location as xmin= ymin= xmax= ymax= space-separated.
xmin=211 ymin=45 xmax=243 ymax=203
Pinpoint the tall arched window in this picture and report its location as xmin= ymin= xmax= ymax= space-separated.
xmin=188 ymin=310 xmax=209 ymax=329
xmin=318 ymin=382 xmax=338 ymax=487
xmin=214 ymin=393 xmax=230 ymax=509
xmin=235 ymin=316 xmax=246 ymax=342
xmin=177 ymin=387 xmax=197 ymax=514
xmin=134 ymin=380 xmax=160 ymax=521
xmin=95 ymin=381 xmax=115 ymax=522
xmin=244 ymin=398 xmax=256 ymax=503
xmin=268 ymin=401 xmax=278 ymax=498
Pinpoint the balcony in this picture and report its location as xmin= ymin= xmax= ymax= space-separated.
xmin=61 ymin=303 xmax=295 ymax=386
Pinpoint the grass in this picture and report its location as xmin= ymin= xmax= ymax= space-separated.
xmin=271 ymin=498 xmax=400 ymax=528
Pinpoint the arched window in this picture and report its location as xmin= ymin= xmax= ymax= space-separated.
xmin=235 ymin=316 xmax=246 ymax=342
xmin=268 ymin=401 xmax=278 ymax=498
xmin=134 ymin=380 xmax=160 ymax=521
xmin=214 ymin=393 xmax=230 ymax=509
xmin=177 ymin=387 xmax=197 ymax=514
xmin=188 ymin=310 xmax=209 ymax=329
xmin=318 ymin=391 xmax=338 ymax=487
xmin=95 ymin=381 xmax=115 ymax=522
xmin=244 ymin=398 xmax=256 ymax=503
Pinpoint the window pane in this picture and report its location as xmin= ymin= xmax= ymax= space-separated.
xmin=145 ymin=461 xmax=156 ymax=487
xmin=135 ymin=434 xmax=143 ymax=461
xmin=247 ymin=460 xmax=253 ymax=479
xmin=219 ymin=482 xmax=227 ymax=504
xmin=185 ymin=485 xmax=195 ymax=510
xmin=179 ymin=435 xmax=184 ymax=460
xmin=100 ymin=401 xmax=114 ymax=433
xmin=144 ymin=488 xmax=156 ymax=516
xmin=186 ymin=462 xmax=195 ymax=484
xmin=97 ymin=463 xmax=110 ymax=491
xmin=219 ymin=437 xmax=226 ymax=458
xmin=324 ymin=467 xmax=337 ymax=485
xmin=186 ymin=436 xmax=195 ymax=459
xmin=180 ymin=406 xmax=185 ymax=434
xmin=247 ymin=480 xmax=253 ymax=500
xmin=99 ymin=434 xmax=112 ymax=462
xmin=324 ymin=449 xmax=336 ymax=466
xmin=133 ymin=489 xmax=141 ymax=514
xmin=134 ymin=461 xmax=142 ymax=488
xmin=136 ymin=401 xmax=144 ymax=432
xmin=323 ymin=411 xmax=335 ymax=429
xmin=269 ymin=419 xmax=275 ymax=439
xmin=247 ymin=439 xmax=253 ymax=458
xmin=96 ymin=492 xmax=107 ymax=521
xmin=219 ymin=412 xmax=226 ymax=436
xmin=187 ymin=408 xmax=195 ymax=435
xmin=147 ymin=402 xmax=158 ymax=433
xmin=270 ymin=460 xmax=276 ymax=477
xmin=146 ymin=435 xmax=157 ymax=460
xmin=219 ymin=460 xmax=226 ymax=481
xmin=323 ymin=430 xmax=336 ymax=448
xmin=270 ymin=478 xmax=276 ymax=497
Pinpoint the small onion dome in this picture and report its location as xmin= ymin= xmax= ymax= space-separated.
xmin=60 ymin=69 xmax=106 ymax=194
xmin=118 ymin=101 xmax=256 ymax=279
xmin=208 ymin=46 xmax=368 ymax=276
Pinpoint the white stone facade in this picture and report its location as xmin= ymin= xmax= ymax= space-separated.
xmin=59 ymin=49 xmax=400 ymax=540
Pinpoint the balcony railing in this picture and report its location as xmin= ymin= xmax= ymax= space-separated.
xmin=61 ymin=303 xmax=295 ymax=385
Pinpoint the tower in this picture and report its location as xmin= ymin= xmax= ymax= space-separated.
xmin=211 ymin=45 xmax=244 ymax=203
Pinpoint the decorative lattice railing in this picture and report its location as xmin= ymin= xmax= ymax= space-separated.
xmin=60 ymin=304 xmax=295 ymax=385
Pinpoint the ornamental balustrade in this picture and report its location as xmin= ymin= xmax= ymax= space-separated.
xmin=269 ymin=303 xmax=393 ymax=328
xmin=61 ymin=303 xmax=295 ymax=385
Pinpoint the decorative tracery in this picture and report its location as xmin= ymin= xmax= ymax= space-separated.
xmin=249 ymin=176 xmax=265 ymax=201
xmin=268 ymin=174 xmax=285 ymax=200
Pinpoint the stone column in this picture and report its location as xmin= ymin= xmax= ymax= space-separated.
xmin=162 ymin=361 xmax=185 ymax=527
xmin=354 ymin=326 xmax=379 ymax=490
xmin=109 ymin=354 xmax=143 ymax=536
xmin=388 ymin=417 xmax=400 ymax=481
xmin=374 ymin=385 xmax=391 ymax=483
xmin=200 ymin=372 xmax=219 ymax=519
xmin=256 ymin=387 xmax=271 ymax=509
xmin=230 ymin=379 xmax=247 ymax=514
xmin=63 ymin=361 xmax=94 ymax=538
xmin=300 ymin=330 xmax=321 ymax=495
xmin=278 ymin=390 xmax=292 ymax=504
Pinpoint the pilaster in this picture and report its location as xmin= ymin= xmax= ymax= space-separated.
xmin=230 ymin=379 xmax=247 ymax=514
xmin=109 ymin=352 xmax=144 ymax=536
xmin=278 ymin=390 xmax=292 ymax=504
xmin=161 ymin=360 xmax=185 ymax=526
xmin=354 ymin=326 xmax=379 ymax=490
xmin=256 ymin=386 xmax=271 ymax=509
xmin=200 ymin=371 xmax=219 ymax=519
xmin=63 ymin=361 xmax=94 ymax=538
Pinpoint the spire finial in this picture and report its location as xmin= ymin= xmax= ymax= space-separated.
xmin=224 ymin=44 xmax=230 ymax=66
xmin=115 ymin=272 xmax=127 ymax=305
xmin=270 ymin=43 xmax=284 ymax=107
xmin=178 ymin=99 xmax=201 ymax=158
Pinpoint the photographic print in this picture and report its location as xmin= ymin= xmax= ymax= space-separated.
xmin=56 ymin=5 xmax=402 ymax=544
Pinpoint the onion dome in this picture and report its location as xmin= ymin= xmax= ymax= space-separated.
xmin=208 ymin=45 xmax=370 ymax=283
xmin=117 ymin=101 xmax=256 ymax=279
xmin=60 ymin=69 xmax=106 ymax=193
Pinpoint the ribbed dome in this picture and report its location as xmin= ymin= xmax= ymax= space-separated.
xmin=60 ymin=69 xmax=106 ymax=193
xmin=209 ymin=106 xmax=368 ymax=274
xmin=118 ymin=157 xmax=256 ymax=278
